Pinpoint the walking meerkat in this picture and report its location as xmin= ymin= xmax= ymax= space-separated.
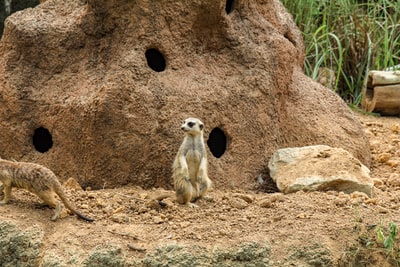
xmin=0 ymin=158 xmax=94 ymax=222
xmin=172 ymin=117 xmax=212 ymax=208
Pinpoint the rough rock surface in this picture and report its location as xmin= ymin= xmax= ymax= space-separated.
xmin=0 ymin=0 xmax=40 ymax=37
xmin=268 ymin=145 xmax=373 ymax=196
xmin=0 ymin=0 xmax=370 ymax=190
xmin=0 ymin=221 xmax=44 ymax=267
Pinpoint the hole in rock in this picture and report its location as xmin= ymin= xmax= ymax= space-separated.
xmin=225 ymin=0 xmax=235 ymax=14
xmin=33 ymin=127 xmax=53 ymax=153
xmin=145 ymin=48 xmax=166 ymax=72
xmin=207 ymin=127 xmax=227 ymax=158
xmin=284 ymin=31 xmax=296 ymax=47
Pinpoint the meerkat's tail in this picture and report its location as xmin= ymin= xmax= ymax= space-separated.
xmin=151 ymin=192 xmax=175 ymax=207
xmin=154 ymin=192 xmax=175 ymax=201
xmin=77 ymin=213 xmax=95 ymax=222
xmin=54 ymin=184 xmax=94 ymax=222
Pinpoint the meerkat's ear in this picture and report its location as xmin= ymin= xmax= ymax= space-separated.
xmin=199 ymin=123 xmax=204 ymax=130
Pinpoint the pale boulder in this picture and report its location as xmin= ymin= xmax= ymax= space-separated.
xmin=268 ymin=145 xmax=373 ymax=196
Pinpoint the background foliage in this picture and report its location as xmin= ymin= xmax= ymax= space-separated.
xmin=281 ymin=0 xmax=400 ymax=105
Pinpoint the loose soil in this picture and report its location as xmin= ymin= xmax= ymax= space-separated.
xmin=1 ymin=112 xmax=400 ymax=266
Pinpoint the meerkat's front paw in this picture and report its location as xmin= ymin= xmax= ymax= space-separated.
xmin=202 ymin=195 xmax=213 ymax=201
xmin=187 ymin=202 xmax=199 ymax=208
xmin=0 ymin=200 xmax=7 ymax=205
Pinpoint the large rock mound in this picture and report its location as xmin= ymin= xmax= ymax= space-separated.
xmin=0 ymin=0 xmax=370 ymax=189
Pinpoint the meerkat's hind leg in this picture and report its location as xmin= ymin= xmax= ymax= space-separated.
xmin=51 ymin=201 xmax=63 ymax=221
xmin=36 ymin=191 xmax=58 ymax=207
xmin=197 ymin=175 xmax=212 ymax=201
xmin=35 ymin=191 xmax=61 ymax=221
xmin=175 ymin=180 xmax=199 ymax=208
xmin=0 ymin=184 xmax=12 ymax=204
xmin=175 ymin=186 xmax=192 ymax=205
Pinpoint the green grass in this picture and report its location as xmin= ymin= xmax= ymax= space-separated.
xmin=338 ymin=219 xmax=400 ymax=266
xmin=281 ymin=0 xmax=400 ymax=105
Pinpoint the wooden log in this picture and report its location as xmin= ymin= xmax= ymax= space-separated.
xmin=384 ymin=64 xmax=400 ymax=71
xmin=368 ymin=71 xmax=400 ymax=87
xmin=362 ymin=84 xmax=400 ymax=115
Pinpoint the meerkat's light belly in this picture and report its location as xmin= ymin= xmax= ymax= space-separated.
xmin=185 ymin=150 xmax=201 ymax=178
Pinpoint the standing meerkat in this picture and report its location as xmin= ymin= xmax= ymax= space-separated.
xmin=0 ymin=158 xmax=94 ymax=222
xmin=172 ymin=117 xmax=212 ymax=208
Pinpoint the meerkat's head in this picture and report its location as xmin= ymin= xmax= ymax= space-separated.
xmin=181 ymin=118 xmax=204 ymax=135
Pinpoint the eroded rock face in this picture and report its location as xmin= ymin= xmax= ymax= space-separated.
xmin=0 ymin=0 xmax=370 ymax=189
xmin=269 ymin=145 xmax=373 ymax=196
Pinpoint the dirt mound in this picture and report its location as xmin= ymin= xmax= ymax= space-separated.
xmin=0 ymin=0 xmax=369 ymax=191
xmin=0 ymin=113 xmax=397 ymax=266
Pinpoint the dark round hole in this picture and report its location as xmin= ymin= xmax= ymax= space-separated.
xmin=207 ymin=127 xmax=227 ymax=158
xmin=33 ymin=127 xmax=53 ymax=153
xmin=145 ymin=48 xmax=166 ymax=72
xmin=225 ymin=0 xmax=235 ymax=14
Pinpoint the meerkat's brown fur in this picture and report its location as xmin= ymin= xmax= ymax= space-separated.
xmin=0 ymin=158 xmax=94 ymax=222
xmin=172 ymin=118 xmax=212 ymax=208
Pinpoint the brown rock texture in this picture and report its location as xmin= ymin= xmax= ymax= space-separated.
xmin=0 ymin=0 xmax=370 ymax=190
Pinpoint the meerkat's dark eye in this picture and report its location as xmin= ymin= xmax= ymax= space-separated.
xmin=188 ymin=122 xmax=195 ymax=128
